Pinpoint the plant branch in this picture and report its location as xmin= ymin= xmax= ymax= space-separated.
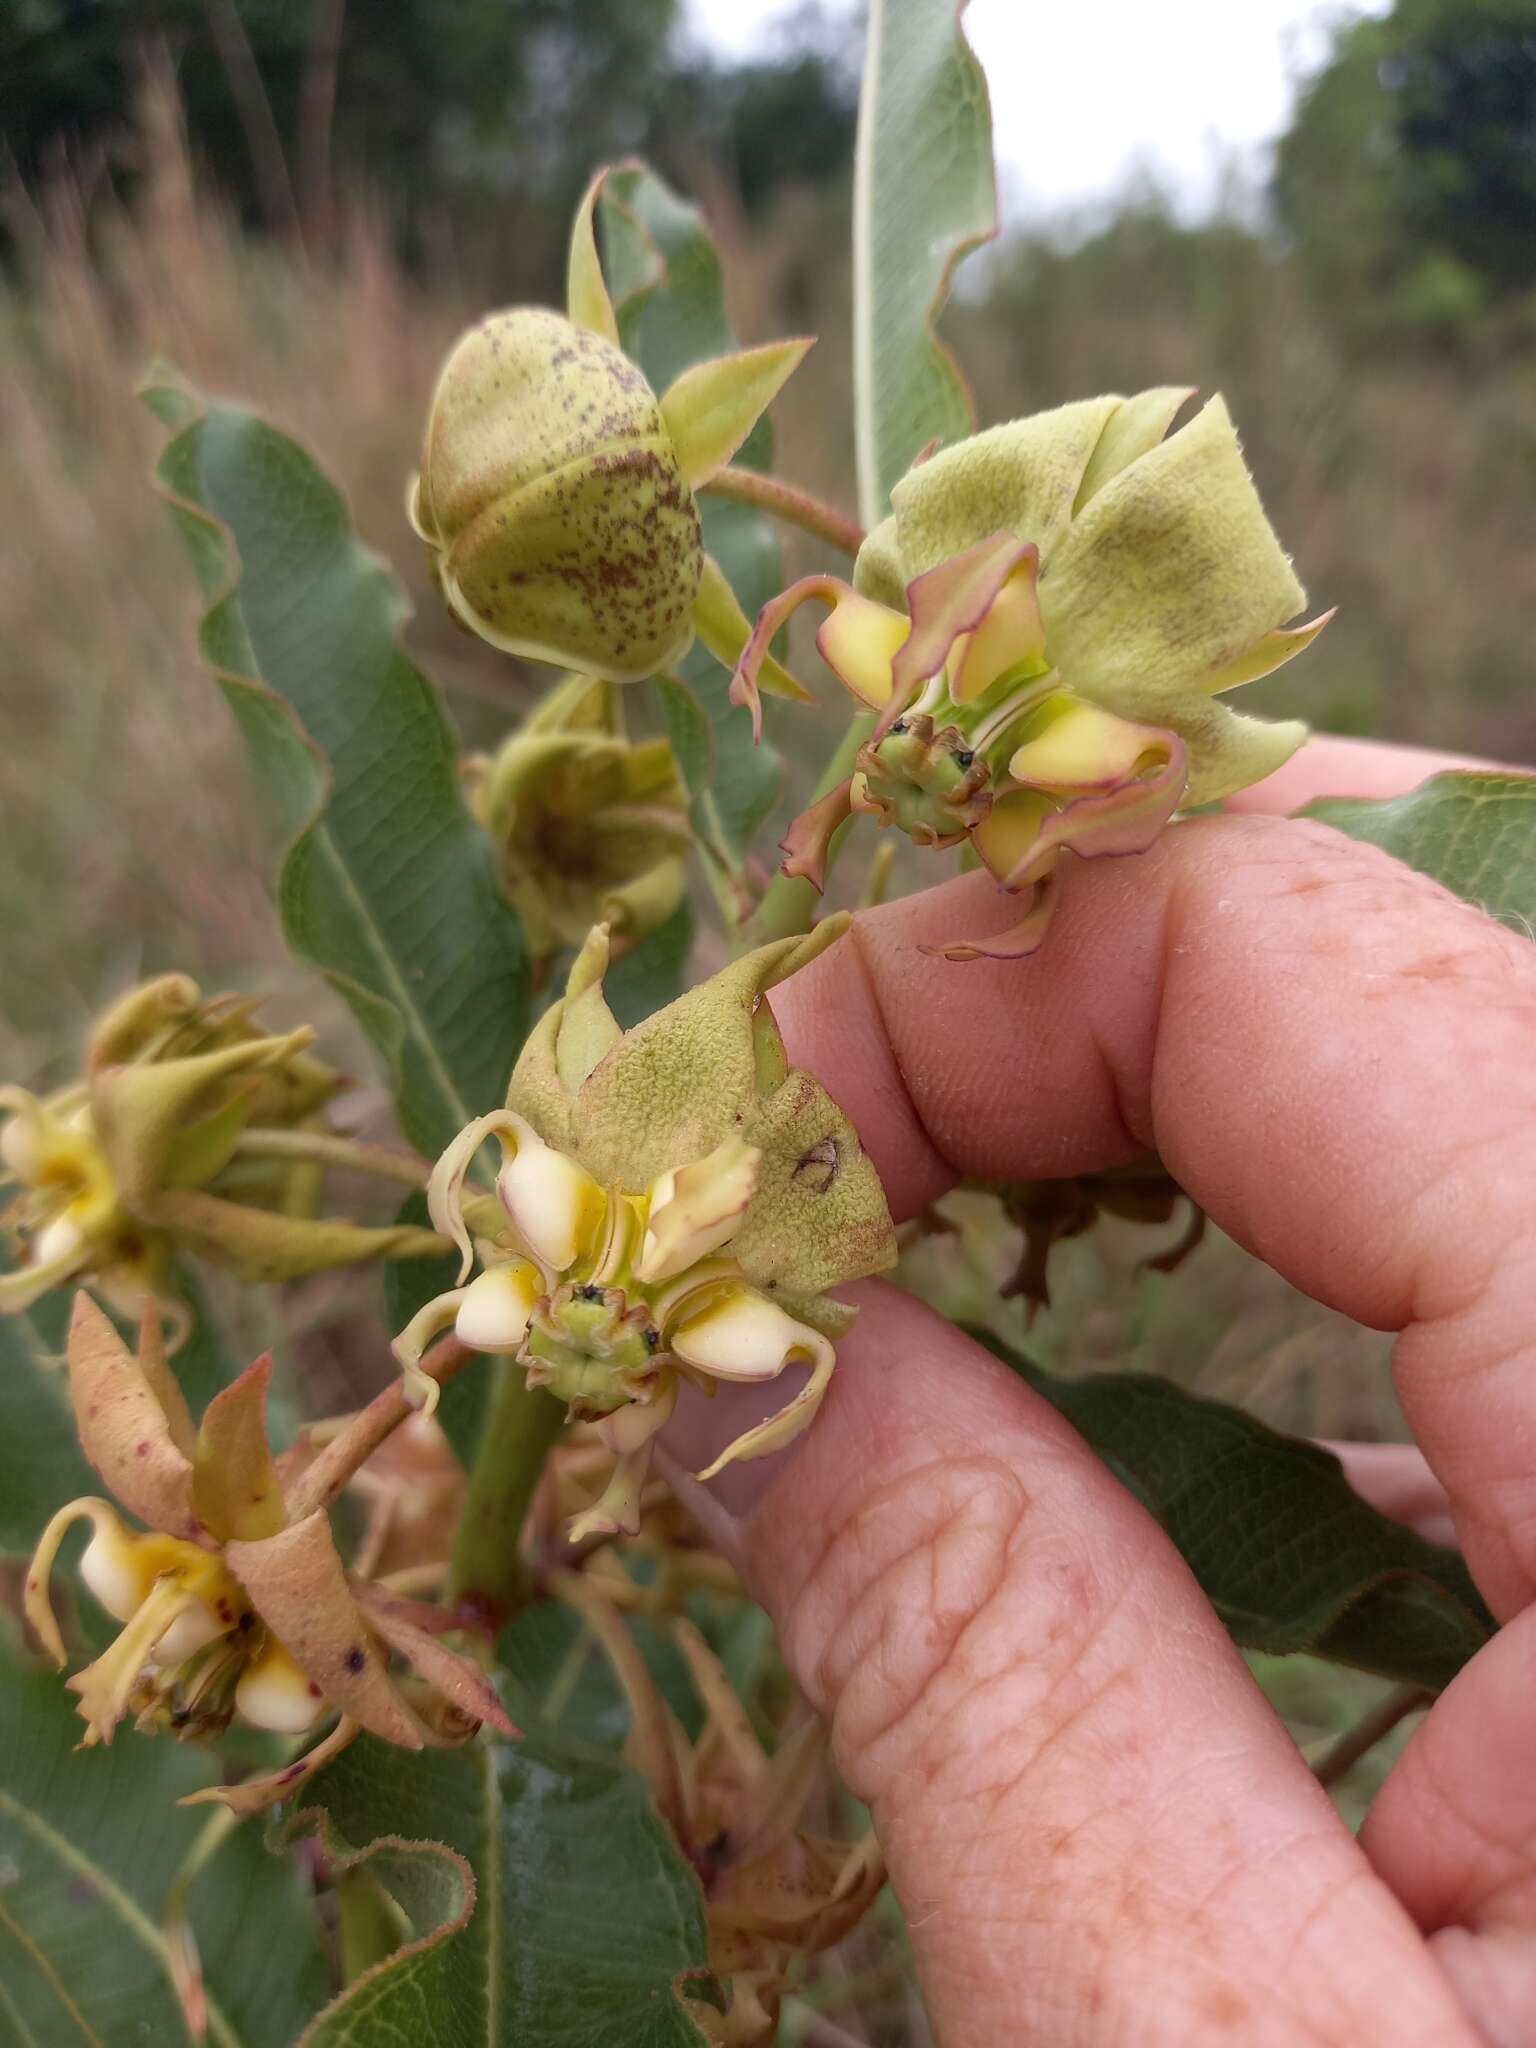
xmin=1312 ymin=1684 xmax=1430 ymax=1789
xmin=286 ymin=1336 xmax=474 ymax=1520
xmin=699 ymin=467 xmax=865 ymax=559
xmin=744 ymin=712 xmax=874 ymax=945
xmin=448 ymin=1365 xmax=565 ymax=1627
xmin=234 ymin=1126 xmax=432 ymax=1189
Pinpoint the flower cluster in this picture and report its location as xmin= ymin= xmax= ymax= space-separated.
xmin=461 ymin=672 xmax=691 ymax=969
xmin=732 ymin=390 xmax=1329 ymax=959
xmin=0 ymin=975 xmax=440 ymax=1343
xmin=26 ymin=1297 xmax=510 ymax=1813
xmin=394 ymin=917 xmax=896 ymax=1540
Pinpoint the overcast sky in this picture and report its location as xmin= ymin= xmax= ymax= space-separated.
xmin=684 ymin=0 xmax=1389 ymax=222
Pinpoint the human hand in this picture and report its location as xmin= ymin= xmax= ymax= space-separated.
xmin=665 ymin=735 xmax=1536 ymax=2047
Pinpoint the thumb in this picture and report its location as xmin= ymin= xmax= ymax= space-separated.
xmin=663 ymin=1283 xmax=1472 ymax=2048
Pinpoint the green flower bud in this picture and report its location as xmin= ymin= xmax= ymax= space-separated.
xmin=412 ymin=307 xmax=704 ymax=683
xmin=462 ymin=674 xmax=690 ymax=964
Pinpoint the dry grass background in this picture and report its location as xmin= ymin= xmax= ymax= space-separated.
xmin=1 ymin=72 xmax=1526 ymax=2028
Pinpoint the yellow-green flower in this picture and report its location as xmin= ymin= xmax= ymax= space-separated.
xmin=462 ymin=673 xmax=691 ymax=967
xmin=0 ymin=976 xmax=443 ymax=1341
xmin=27 ymin=1298 xmax=513 ymax=1811
xmin=394 ymin=918 xmax=896 ymax=1540
xmin=732 ymin=391 xmax=1331 ymax=959
xmin=410 ymin=168 xmax=815 ymax=693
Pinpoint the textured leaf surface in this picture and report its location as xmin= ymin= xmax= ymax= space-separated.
xmin=0 ymin=1621 xmax=326 ymax=2048
xmin=977 ymin=1337 xmax=1494 ymax=1690
xmin=145 ymin=373 xmax=528 ymax=1158
xmin=599 ymin=168 xmax=784 ymax=853
xmin=1303 ymin=771 xmax=1536 ymax=936
xmin=296 ymin=1731 xmax=710 ymax=2046
xmin=852 ymin=0 xmax=996 ymax=524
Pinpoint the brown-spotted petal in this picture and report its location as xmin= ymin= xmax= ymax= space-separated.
xmin=67 ymin=1294 xmax=199 ymax=1538
xmin=351 ymin=1581 xmax=518 ymax=1738
xmin=179 ymin=1716 xmax=360 ymax=1816
xmin=225 ymin=1512 xmax=428 ymax=1749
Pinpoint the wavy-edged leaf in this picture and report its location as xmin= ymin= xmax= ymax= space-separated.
xmin=1302 ymin=770 xmax=1536 ymax=937
xmin=852 ymin=0 xmax=997 ymax=524
xmin=0 ymin=1619 xmax=326 ymax=2047
xmin=143 ymin=372 xmax=528 ymax=1159
xmin=974 ymin=1335 xmax=1494 ymax=1691
xmin=597 ymin=168 xmax=784 ymax=854
xmin=295 ymin=1731 xmax=711 ymax=2045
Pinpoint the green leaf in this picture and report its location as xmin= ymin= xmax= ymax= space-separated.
xmin=500 ymin=1597 xmax=704 ymax=1750
xmin=1302 ymin=771 xmax=1536 ymax=936
xmin=0 ymin=1619 xmax=326 ymax=2047
xmin=295 ymin=1731 xmax=711 ymax=2046
xmin=852 ymin=0 xmax=997 ymax=525
xmin=597 ymin=168 xmax=785 ymax=854
xmin=973 ymin=1334 xmax=1495 ymax=1691
xmin=143 ymin=372 xmax=529 ymax=1160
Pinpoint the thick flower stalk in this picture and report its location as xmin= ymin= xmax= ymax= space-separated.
xmin=394 ymin=918 xmax=895 ymax=1541
xmin=26 ymin=1297 xmax=512 ymax=1814
xmin=0 ymin=975 xmax=442 ymax=1342
xmin=462 ymin=672 xmax=691 ymax=968
xmin=409 ymin=168 xmax=814 ymax=701
xmin=732 ymin=390 xmax=1332 ymax=959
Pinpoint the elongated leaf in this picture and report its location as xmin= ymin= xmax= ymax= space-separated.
xmin=144 ymin=373 xmax=528 ymax=1159
xmin=0 ymin=1620 xmax=326 ymax=2047
xmin=598 ymin=168 xmax=784 ymax=854
xmin=974 ymin=1335 xmax=1494 ymax=1690
xmin=1303 ymin=771 xmax=1536 ymax=936
xmin=852 ymin=0 xmax=996 ymax=525
xmin=295 ymin=1731 xmax=711 ymax=2045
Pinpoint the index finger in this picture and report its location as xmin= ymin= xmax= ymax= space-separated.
xmin=769 ymin=814 xmax=1536 ymax=1618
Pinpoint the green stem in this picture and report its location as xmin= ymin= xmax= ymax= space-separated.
xmin=448 ymin=1364 xmax=565 ymax=1626
xmin=744 ymin=712 xmax=874 ymax=945
xmin=233 ymin=1127 xmax=430 ymax=1188
xmin=699 ymin=467 xmax=865 ymax=558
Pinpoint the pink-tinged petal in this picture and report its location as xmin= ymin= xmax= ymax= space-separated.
xmin=729 ymin=575 xmax=855 ymax=740
xmin=879 ymin=531 xmax=1033 ymax=739
xmin=921 ymin=873 xmax=1060 ymax=964
xmin=778 ymin=777 xmax=857 ymax=891
xmin=67 ymin=1294 xmax=199 ymax=1539
xmin=1198 ymin=609 xmax=1336 ymax=695
xmin=950 ymin=547 xmax=1046 ymax=703
xmin=970 ymin=791 xmax=1056 ymax=878
xmin=978 ymin=734 xmax=1190 ymax=896
xmin=192 ymin=1355 xmax=287 ymax=1543
xmin=226 ymin=1512 xmax=428 ymax=1749
xmin=351 ymin=1580 xmax=518 ymax=1738
xmin=179 ymin=1716 xmax=360 ymax=1815
xmin=815 ymin=593 xmax=910 ymax=709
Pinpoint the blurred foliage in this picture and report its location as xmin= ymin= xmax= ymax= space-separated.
xmin=1276 ymin=0 xmax=1536 ymax=341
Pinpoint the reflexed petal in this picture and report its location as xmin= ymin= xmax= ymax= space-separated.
xmin=970 ymin=791 xmax=1056 ymax=879
xmin=692 ymin=551 xmax=814 ymax=710
xmin=352 ymin=1582 xmax=518 ymax=1738
xmin=67 ymin=1294 xmax=199 ymax=1539
xmin=638 ymin=1136 xmax=761 ymax=1285
xmin=454 ymin=1261 xmax=542 ymax=1354
xmin=179 ymin=1716 xmax=360 ymax=1815
xmin=778 ymin=777 xmax=857 ymax=892
xmin=991 ymin=734 xmax=1188 ymax=891
xmin=921 ymin=873 xmax=1060 ymax=965
xmin=192 ymin=1355 xmax=286 ymax=1543
xmin=729 ymin=575 xmax=867 ymax=739
xmin=816 ymin=592 xmax=909 ymax=708
xmin=949 ymin=548 xmax=1046 ymax=703
xmin=25 ymin=1497 xmax=129 ymax=1664
xmin=568 ymin=1376 xmax=677 ymax=1542
xmin=672 ymin=1291 xmax=836 ymax=1479
xmin=391 ymin=1287 xmax=467 ymax=1414
xmin=225 ymin=1511 xmax=428 ymax=1749
xmin=881 ymin=531 xmax=1033 ymax=738
xmin=426 ymin=1110 xmax=522 ymax=1281
xmin=498 ymin=1126 xmax=606 ymax=1274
